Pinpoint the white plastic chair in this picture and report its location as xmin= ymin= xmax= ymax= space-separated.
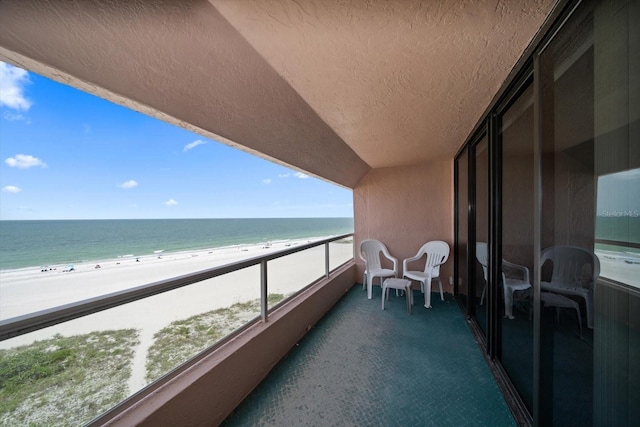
xmin=359 ymin=239 xmax=398 ymax=299
xmin=402 ymin=241 xmax=450 ymax=308
xmin=477 ymin=242 xmax=531 ymax=319
xmin=540 ymin=246 xmax=600 ymax=329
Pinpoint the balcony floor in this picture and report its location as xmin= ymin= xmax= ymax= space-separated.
xmin=223 ymin=285 xmax=515 ymax=426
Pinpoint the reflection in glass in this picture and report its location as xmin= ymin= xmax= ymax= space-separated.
xmin=474 ymin=137 xmax=489 ymax=335
xmin=456 ymin=150 xmax=469 ymax=307
xmin=539 ymin=0 xmax=638 ymax=424
xmin=595 ymin=169 xmax=640 ymax=287
xmin=500 ymin=83 xmax=535 ymax=411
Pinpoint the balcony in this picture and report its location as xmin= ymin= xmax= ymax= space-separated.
xmin=222 ymin=285 xmax=514 ymax=426
xmin=0 ymin=236 xmax=514 ymax=426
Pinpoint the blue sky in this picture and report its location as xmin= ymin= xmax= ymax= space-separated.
xmin=0 ymin=62 xmax=353 ymax=220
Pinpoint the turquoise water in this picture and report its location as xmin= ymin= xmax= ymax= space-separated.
xmin=595 ymin=216 xmax=640 ymax=244
xmin=0 ymin=218 xmax=354 ymax=270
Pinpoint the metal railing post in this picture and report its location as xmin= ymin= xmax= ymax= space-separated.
xmin=325 ymin=242 xmax=330 ymax=279
xmin=260 ymin=260 xmax=268 ymax=322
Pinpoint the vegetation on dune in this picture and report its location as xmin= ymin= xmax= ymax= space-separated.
xmin=0 ymin=330 xmax=139 ymax=427
xmin=146 ymin=293 xmax=286 ymax=383
xmin=0 ymin=294 xmax=290 ymax=425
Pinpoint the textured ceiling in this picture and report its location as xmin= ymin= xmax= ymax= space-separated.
xmin=211 ymin=0 xmax=556 ymax=168
xmin=0 ymin=0 xmax=555 ymax=187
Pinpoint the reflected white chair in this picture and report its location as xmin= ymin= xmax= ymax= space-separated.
xmin=477 ymin=242 xmax=532 ymax=319
xmin=359 ymin=239 xmax=398 ymax=299
xmin=540 ymin=246 xmax=600 ymax=329
xmin=402 ymin=241 xmax=450 ymax=308
xmin=540 ymin=291 xmax=583 ymax=339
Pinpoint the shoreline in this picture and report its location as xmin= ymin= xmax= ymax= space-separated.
xmin=0 ymin=235 xmax=345 ymax=315
xmin=0 ymin=235 xmax=340 ymax=275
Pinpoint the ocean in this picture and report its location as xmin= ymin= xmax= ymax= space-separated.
xmin=0 ymin=218 xmax=354 ymax=271
xmin=1 ymin=216 xmax=636 ymax=271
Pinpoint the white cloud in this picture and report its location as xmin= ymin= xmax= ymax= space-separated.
xmin=294 ymin=172 xmax=309 ymax=179
xmin=2 ymin=185 xmax=21 ymax=193
xmin=0 ymin=62 xmax=32 ymax=111
xmin=119 ymin=180 xmax=138 ymax=189
xmin=3 ymin=111 xmax=29 ymax=122
xmin=5 ymin=154 xmax=47 ymax=169
xmin=278 ymin=173 xmax=290 ymax=178
xmin=183 ymin=140 xmax=208 ymax=152
xmin=164 ymin=199 xmax=178 ymax=206
xmin=262 ymin=178 xmax=272 ymax=184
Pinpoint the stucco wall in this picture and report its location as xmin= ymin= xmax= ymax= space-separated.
xmin=354 ymin=160 xmax=454 ymax=294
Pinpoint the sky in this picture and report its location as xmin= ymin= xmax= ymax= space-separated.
xmin=0 ymin=62 xmax=353 ymax=220
xmin=597 ymin=169 xmax=640 ymax=217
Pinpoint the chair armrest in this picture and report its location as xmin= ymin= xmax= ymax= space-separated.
xmin=385 ymin=254 xmax=399 ymax=275
xmin=402 ymin=254 xmax=422 ymax=273
xmin=380 ymin=246 xmax=398 ymax=275
xmin=503 ymin=260 xmax=530 ymax=283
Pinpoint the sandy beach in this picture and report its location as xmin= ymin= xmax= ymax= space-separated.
xmin=0 ymin=237 xmax=354 ymax=393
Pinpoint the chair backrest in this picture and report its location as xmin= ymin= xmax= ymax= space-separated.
xmin=419 ymin=240 xmax=450 ymax=277
xmin=476 ymin=242 xmax=489 ymax=281
xmin=359 ymin=239 xmax=389 ymax=271
xmin=541 ymin=246 xmax=600 ymax=288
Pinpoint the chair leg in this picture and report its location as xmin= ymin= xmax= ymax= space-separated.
xmin=437 ymin=278 xmax=444 ymax=301
xmin=405 ymin=285 xmax=411 ymax=314
xmin=504 ymin=285 xmax=515 ymax=319
xmin=424 ymin=280 xmax=432 ymax=309
xmin=367 ymin=275 xmax=374 ymax=299
xmin=362 ymin=272 xmax=367 ymax=291
xmin=575 ymin=306 xmax=583 ymax=339
xmin=480 ymin=283 xmax=487 ymax=305
xmin=585 ymin=295 xmax=593 ymax=329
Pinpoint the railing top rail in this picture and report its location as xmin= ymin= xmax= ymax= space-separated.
xmin=0 ymin=233 xmax=354 ymax=341
xmin=594 ymin=238 xmax=640 ymax=250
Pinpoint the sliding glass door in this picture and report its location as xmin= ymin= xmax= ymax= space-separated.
xmin=453 ymin=1 xmax=638 ymax=425
xmin=538 ymin=0 xmax=639 ymax=424
xmin=473 ymin=136 xmax=490 ymax=336
xmin=499 ymin=81 xmax=535 ymax=412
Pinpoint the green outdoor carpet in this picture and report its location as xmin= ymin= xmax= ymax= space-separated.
xmin=223 ymin=285 xmax=515 ymax=426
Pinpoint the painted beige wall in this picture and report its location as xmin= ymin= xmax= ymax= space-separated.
xmin=354 ymin=161 xmax=454 ymax=294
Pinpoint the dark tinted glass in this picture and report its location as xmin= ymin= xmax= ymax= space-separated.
xmin=539 ymin=1 xmax=639 ymax=424
xmin=456 ymin=150 xmax=469 ymax=307
xmin=500 ymin=83 xmax=535 ymax=411
xmin=474 ymin=136 xmax=489 ymax=335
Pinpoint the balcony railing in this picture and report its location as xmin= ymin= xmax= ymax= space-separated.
xmin=0 ymin=233 xmax=354 ymax=341
xmin=0 ymin=234 xmax=354 ymax=426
